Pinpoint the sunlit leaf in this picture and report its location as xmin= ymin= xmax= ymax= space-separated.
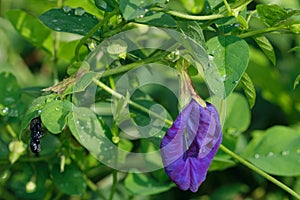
xmin=254 ymin=36 xmax=276 ymax=65
xmin=241 ymin=72 xmax=256 ymax=108
xmin=243 ymin=126 xmax=300 ymax=176
xmin=135 ymin=12 xmax=176 ymax=27
xmin=294 ymin=74 xmax=300 ymax=89
xmin=6 ymin=10 xmax=53 ymax=54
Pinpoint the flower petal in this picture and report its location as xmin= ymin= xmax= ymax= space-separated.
xmin=161 ymin=100 xmax=222 ymax=192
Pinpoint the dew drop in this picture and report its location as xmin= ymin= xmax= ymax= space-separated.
xmin=2 ymin=107 xmax=9 ymax=114
xmin=99 ymin=155 xmax=104 ymax=160
xmin=109 ymin=146 xmax=113 ymax=150
xmin=104 ymin=147 xmax=108 ymax=151
xmin=208 ymin=54 xmax=214 ymax=61
xmin=38 ymin=110 xmax=42 ymax=114
xmin=63 ymin=6 xmax=72 ymax=13
xmin=281 ymin=150 xmax=289 ymax=156
xmin=75 ymin=7 xmax=85 ymax=16
xmin=232 ymin=80 xmax=238 ymax=84
xmin=107 ymin=160 xmax=112 ymax=163
xmin=267 ymin=152 xmax=274 ymax=157
xmin=254 ymin=154 xmax=260 ymax=159
xmin=52 ymin=19 xmax=58 ymax=23
xmin=137 ymin=14 xmax=144 ymax=18
xmin=144 ymin=9 xmax=149 ymax=12
xmin=55 ymin=107 xmax=59 ymax=111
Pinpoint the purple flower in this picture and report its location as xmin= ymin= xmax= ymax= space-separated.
xmin=160 ymin=99 xmax=222 ymax=192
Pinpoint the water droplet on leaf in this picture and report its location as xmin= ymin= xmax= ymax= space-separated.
xmin=254 ymin=154 xmax=260 ymax=159
xmin=281 ymin=150 xmax=289 ymax=156
xmin=63 ymin=6 xmax=72 ymax=13
xmin=267 ymin=152 xmax=274 ymax=157
xmin=75 ymin=7 xmax=85 ymax=16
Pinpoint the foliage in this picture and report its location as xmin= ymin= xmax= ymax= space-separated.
xmin=0 ymin=0 xmax=300 ymax=199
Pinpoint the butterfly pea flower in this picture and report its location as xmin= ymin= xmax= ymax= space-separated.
xmin=160 ymin=99 xmax=222 ymax=192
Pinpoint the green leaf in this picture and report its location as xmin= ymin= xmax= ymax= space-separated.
xmin=243 ymin=126 xmax=300 ymax=176
xmin=94 ymin=0 xmax=116 ymax=12
xmin=120 ymin=0 xmax=166 ymax=20
xmin=39 ymin=134 xmax=61 ymax=156
xmin=39 ymin=8 xmax=100 ymax=36
xmin=241 ymin=72 xmax=256 ymax=108
xmin=256 ymin=4 xmax=287 ymax=27
xmin=177 ymin=20 xmax=205 ymax=47
xmin=41 ymin=100 xmax=73 ymax=134
xmin=223 ymin=93 xmax=251 ymax=134
xmin=135 ymin=12 xmax=176 ymax=27
xmin=180 ymin=0 xmax=204 ymax=14
xmin=206 ymin=36 xmax=250 ymax=97
xmin=124 ymin=173 xmax=174 ymax=195
xmin=51 ymin=163 xmax=86 ymax=195
xmin=254 ymin=36 xmax=276 ymax=65
xmin=294 ymin=74 xmax=300 ymax=89
xmin=289 ymin=46 xmax=300 ymax=52
xmin=67 ymin=107 xmax=114 ymax=163
xmin=6 ymin=10 xmax=53 ymax=55
xmin=20 ymin=94 xmax=58 ymax=136
xmin=0 ymin=72 xmax=20 ymax=107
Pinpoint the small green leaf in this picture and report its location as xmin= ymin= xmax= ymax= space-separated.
xmin=6 ymin=10 xmax=53 ymax=54
xmin=0 ymin=72 xmax=20 ymax=107
xmin=254 ymin=36 xmax=276 ymax=65
xmin=135 ymin=12 xmax=176 ymax=27
xmin=20 ymin=94 xmax=58 ymax=136
xmin=51 ymin=163 xmax=86 ymax=195
xmin=41 ymin=100 xmax=73 ymax=134
xmin=94 ymin=0 xmax=116 ymax=12
xmin=124 ymin=173 xmax=174 ymax=195
xmin=180 ymin=0 xmax=204 ymax=14
xmin=294 ymin=74 xmax=300 ymax=89
xmin=241 ymin=72 xmax=256 ymax=108
xmin=206 ymin=36 xmax=250 ymax=97
xmin=256 ymin=4 xmax=287 ymax=27
xmin=120 ymin=0 xmax=166 ymax=20
xmin=39 ymin=8 xmax=99 ymax=36
xmin=243 ymin=126 xmax=300 ymax=176
xmin=289 ymin=46 xmax=300 ymax=52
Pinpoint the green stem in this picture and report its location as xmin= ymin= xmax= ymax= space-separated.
xmin=94 ymin=74 xmax=299 ymax=199
xmin=6 ymin=124 xmax=17 ymax=138
xmin=151 ymin=7 xmax=225 ymax=21
xmin=219 ymin=144 xmax=300 ymax=200
xmin=109 ymin=170 xmax=117 ymax=200
xmin=238 ymin=26 xmax=285 ymax=38
xmin=75 ymin=9 xmax=118 ymax=61
xmin=100 ymin=52 xmax=169 ymax=78
xmin=92 ymin=78 xmax=173 ymax=126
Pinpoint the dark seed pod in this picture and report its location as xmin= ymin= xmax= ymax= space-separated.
xmin=30 ymin=117 xmax=45 ymax=154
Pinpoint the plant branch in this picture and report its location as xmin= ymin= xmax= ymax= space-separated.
xmin=109 ymin=170 xmax=117 ymax=200
xmin=238 ymin=26 xmax=285 ymax=38
xmin=219 ymin=144 xmax=300 ymax=200
xmin=151 ymin=7 xmax=225 ymax=21
xmin=75 ymin=9 xmax=118 ymax=61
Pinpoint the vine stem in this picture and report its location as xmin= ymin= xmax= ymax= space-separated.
xmin=75 ymin=9 xmax=118 ymax=61
xmin=93 ymin=79 xmax=300 ymax=199
xmin=238 ymin=26 xmax=285 ymax=38
xmin=151 ymin=7 xmax=225 ymax=20
xmin=219 ymin=145 xmax=300 ymax=199
xmin=109 ymin=170 xmax=117 ymax=200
